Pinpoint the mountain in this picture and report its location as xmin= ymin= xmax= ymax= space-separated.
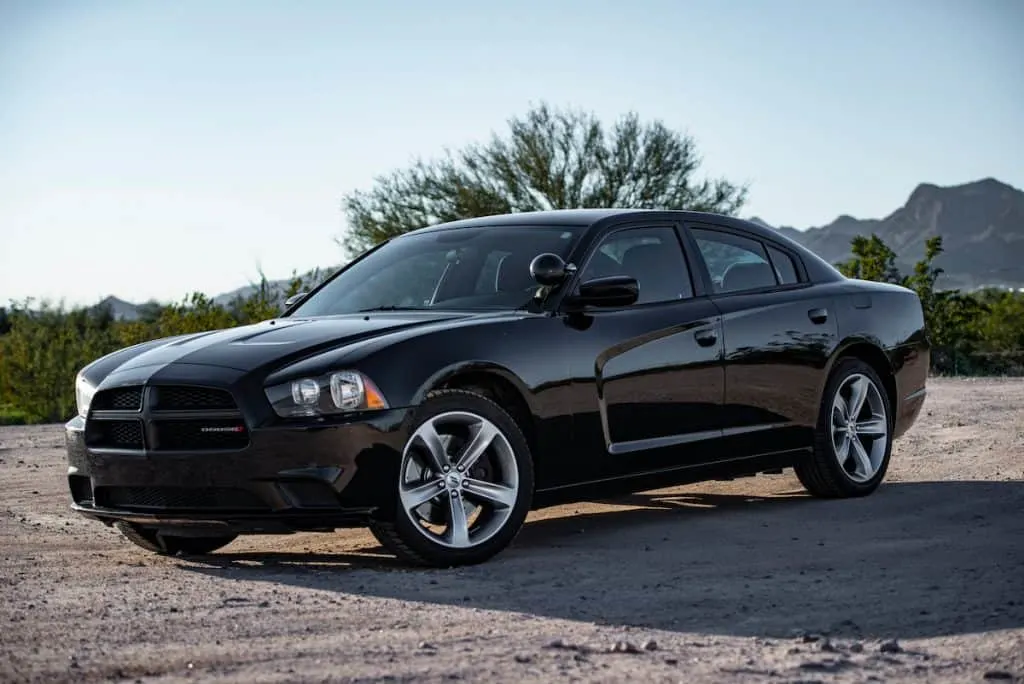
xmin=92 ymin=296 xmax=142 ymax=322
xmin=754 ymin=178 xmax=1024 ymax=290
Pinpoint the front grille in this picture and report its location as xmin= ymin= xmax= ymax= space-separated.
xmin=153 ymin=419 xmax=249 ymax=451
xmin=86 ymin=384 xmax=246 ymax=452
xmin=85 ymin=420 xmax=145 ymax=449
xmin=153 ymin=386 xmax=236 ymax=411
xmin=94 ymin=486 xmax=268 ymax=511
xmin=92 ymin=387 xmax=143 ymax=411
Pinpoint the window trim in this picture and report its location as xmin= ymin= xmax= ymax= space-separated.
xmin=558 ymin=221 xmax=702 ymax=313
xmin=680 ymin=222 xmax=811 ymax=297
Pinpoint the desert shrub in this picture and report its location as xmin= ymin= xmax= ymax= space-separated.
xmin=0 ymin=272 xmax=323 ymax=423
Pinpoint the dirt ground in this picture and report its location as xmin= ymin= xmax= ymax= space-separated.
xmin=1 ymin=377 xmax=1022 ymax=683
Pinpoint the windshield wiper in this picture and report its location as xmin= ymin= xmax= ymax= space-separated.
xmin=356 ymin=305 xmax=426 ymax=313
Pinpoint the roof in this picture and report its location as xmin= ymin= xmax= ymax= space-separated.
xmin=398 ymin=208 xmax=811 ymax=245
xmin=403 ymin=209 xmax=629 ymax=235
xmin=402 ymin=208 xmax=755 ymax=236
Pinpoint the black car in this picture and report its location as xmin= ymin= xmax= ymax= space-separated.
xmin=66 ymin=209 xmax=929 ymax=567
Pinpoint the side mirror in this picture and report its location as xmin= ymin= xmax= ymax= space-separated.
xmin=530 ymin=253 xmax=576 ymax=287
xmin=570 ymin=276 xmax=639 ymax=308
xmin=284 ymin=292 xmax=308 ymax=309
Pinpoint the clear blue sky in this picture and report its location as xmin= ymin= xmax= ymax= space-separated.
xmin=1 ymin=0 xmax=1021 ymax=306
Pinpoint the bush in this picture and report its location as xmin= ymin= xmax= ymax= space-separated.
xmin=0 ymin=272 xmax=322 ymax=424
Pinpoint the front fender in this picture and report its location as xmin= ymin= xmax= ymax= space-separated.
xmin=410 ymin=360 xmax=538 ymax=411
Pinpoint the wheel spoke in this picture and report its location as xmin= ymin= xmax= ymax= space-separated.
xmin=463 ymin=478 xmax=517 ymax=509
xmin=850 ymin=436 xmax=873 ymax=478
xmin=847 ymin=377 xmax=869 ymax=420
xmin=401 ymin=478 xmax=445 ymax=510
xmin=445 ymin=494 xmax=471 ymax=547
xmin=832 ymin=395 xmax=849 ymax=424
xmin=454 ymin=421 xmax=498 ymax=472
xmin=415 ymin=420 xmax=450 ymax=473
xmin=855 ymin=418 xmax=887 ymax=438
xmin=835 ymin=432 xmax=851 ymax=466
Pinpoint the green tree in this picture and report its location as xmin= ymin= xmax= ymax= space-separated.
xmin=342 ymin=102 xmax=748 ymax=254
xmin=154 ymin=292 xmax=238 ymax=337
xmin=0 ymin=302 xmax=118 ymax=422
xmin=973 ymin=288 xmax=1024 ymax=352
xmin=901 ymin=236 xmax=986 ymax=353
xmin=836 ymin=234 xmax=902 ymax=283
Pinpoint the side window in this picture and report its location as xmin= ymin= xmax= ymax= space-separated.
xmin=767 ymin=245 xmax=800 ymax=285
xmin=690 ymin=228 xmax=777 ymax=294
xmin=579 ymin=226 xmax=693 ymax=304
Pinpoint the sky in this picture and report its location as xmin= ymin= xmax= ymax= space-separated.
xmin=1 ymin=0 xmax=1021 ymax=307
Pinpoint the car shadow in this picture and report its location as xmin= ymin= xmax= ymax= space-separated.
xmin=178 ymin=480 xmax=1024 ymax=640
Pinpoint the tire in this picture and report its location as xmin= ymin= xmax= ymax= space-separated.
xmin=114 ymin=521 xmax=237 ymax=556
xmin=795 ymin=357 xmax=894 ymax=499
xmin=369 ymin=389 xmax=534 ymax=567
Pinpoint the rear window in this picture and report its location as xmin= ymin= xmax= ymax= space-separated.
xmin=767 ymin=245 xmax=800 ymax=285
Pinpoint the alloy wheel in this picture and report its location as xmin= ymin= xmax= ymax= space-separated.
xmin=830 ymin=373 xmax=889 ymax=483
xmin=399 ymin=411 xmax=520 ymax=549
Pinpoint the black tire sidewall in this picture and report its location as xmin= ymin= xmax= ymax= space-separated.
xmin=817 ymin=358 xmax=894 ymax=496
xmin=390 ymin=390 xmax=534 ymax=567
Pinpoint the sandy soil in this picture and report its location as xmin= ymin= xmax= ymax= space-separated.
xmin=1 ymin=377 xmax=1022 ymax=683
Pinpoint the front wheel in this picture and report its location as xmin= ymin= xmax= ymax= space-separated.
xmin=795 ymin=358 xmax=893 ymax=498
xmin=369 ymin=389 xmax=534 ymax=567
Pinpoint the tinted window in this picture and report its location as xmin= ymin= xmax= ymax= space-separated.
xmin=291 ymin=225 xmax=582 ymax=316
xmin=691 ymin=228 xmax=777 ymax=294
xmin=767 ymin=245 xmax=800 ymax=285
xmin=579 ymin=226 xmax=692 ymax=304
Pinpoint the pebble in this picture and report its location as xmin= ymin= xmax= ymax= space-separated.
xmin=610 ymin=641 xmax=641 ymax=654
xmin=879 ymin=639 xmax=902 ymax=654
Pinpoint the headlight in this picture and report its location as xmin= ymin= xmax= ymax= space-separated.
xmin=265 ymin=370 xmax=388 ymax=418
xmin=75 ymin=373 xmax=96 ymax=418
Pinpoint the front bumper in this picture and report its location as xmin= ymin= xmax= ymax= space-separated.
xmin=65 ymin=408 xmax=410 ymax=534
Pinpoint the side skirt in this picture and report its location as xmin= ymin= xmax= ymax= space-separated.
xmin=531 ymin=448 xmax=807 ymax=509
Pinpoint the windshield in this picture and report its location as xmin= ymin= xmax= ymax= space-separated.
xmin=289 ymin=224 xmax=583 ymax=317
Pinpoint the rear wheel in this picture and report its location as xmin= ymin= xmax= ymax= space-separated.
xmin=795 ymin=358 xmax=893 ymax=498
xmin=115 ymin=522 xmax=237 ymax=556
xmin=369 ymin=389 xmax=533 ymax=567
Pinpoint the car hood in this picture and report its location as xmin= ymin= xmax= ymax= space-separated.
xmin=100 ymin=311 xmax=477 ymax=379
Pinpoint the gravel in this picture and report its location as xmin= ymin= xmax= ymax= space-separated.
xmin=1 ymin=377 xmax=1022 ymax=683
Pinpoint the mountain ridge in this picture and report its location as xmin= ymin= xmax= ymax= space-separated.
xmin=755 ymin=177 xmax=1023 ymax=290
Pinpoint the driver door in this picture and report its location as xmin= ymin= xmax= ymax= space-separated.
xmin=559 ymin=223 xmax=725 ymax=479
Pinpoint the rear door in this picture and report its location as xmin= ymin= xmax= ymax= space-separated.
xmin=682 ymin=222 xmax=838 ymax=456
xmin=559 ymin=222 xmax=725 ymax=478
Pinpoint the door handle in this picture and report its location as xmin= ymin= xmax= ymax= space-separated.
xmin=694 ymin=328 xmax=718 ymax=347
xmin=808 ymin=308 xmax=828 ymax=324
